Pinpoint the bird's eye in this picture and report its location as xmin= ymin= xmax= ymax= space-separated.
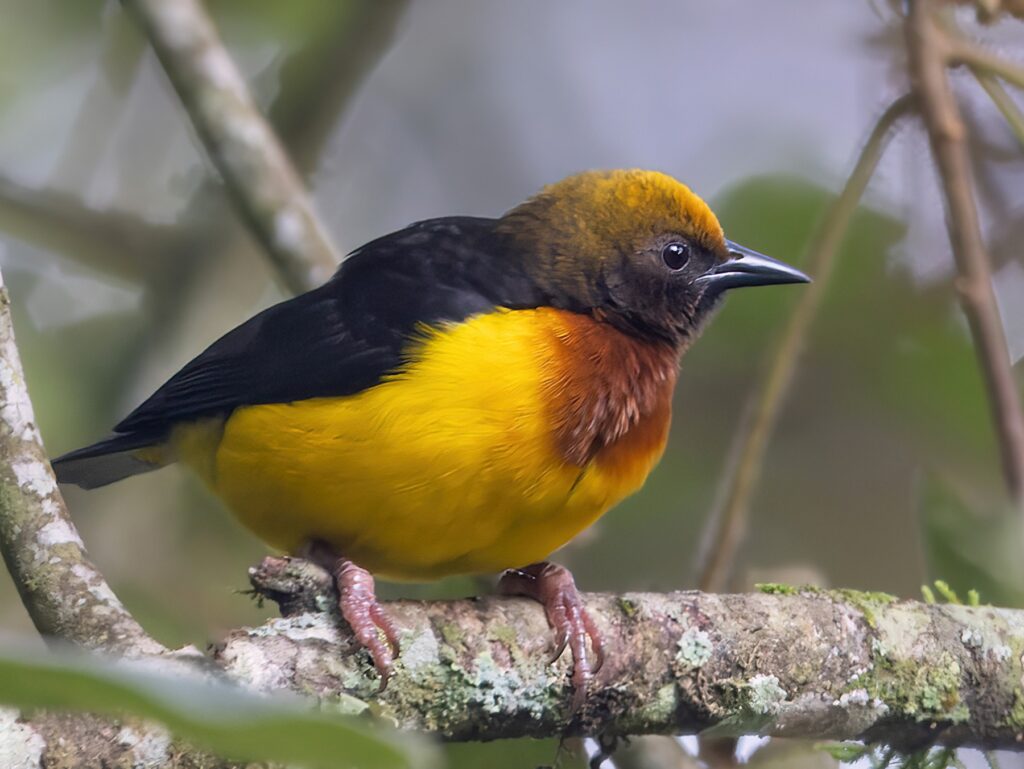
xmin=661 ymin=242 xmax=691 ymax=270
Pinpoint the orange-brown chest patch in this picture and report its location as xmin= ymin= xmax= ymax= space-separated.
xmin=540 ymin=310 xmax=679 ymax=468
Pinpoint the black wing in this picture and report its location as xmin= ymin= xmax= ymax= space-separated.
xmin=114 ymin=216 xmax=543 ymax=436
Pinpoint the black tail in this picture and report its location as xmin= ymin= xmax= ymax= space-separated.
xmin=52 ymin=433 xmax=166 ymax=489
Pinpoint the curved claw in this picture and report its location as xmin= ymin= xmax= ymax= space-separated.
xmin=583 ymin=609 xmax=605 ymax=674
xmin=299 ymin=543 xmax=401 ymax=689
xmin=499 ymin=561 xmax=604 ymax=709
xmin=369 ymin=600 xmax=401 ymax=658
xmin=334 ymin=558 xmax=401 ymax=687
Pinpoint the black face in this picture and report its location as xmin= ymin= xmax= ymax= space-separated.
xmin=597 ymin=233 xmax=722 ymax=341
xmin=599 ymin=234 xmax=810 ymax=343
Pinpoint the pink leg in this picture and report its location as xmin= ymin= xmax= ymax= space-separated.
xmin=498 ymin=562 xmax=604 ymax=707
xmin=301 ymin=542 xmax=400 ymax=689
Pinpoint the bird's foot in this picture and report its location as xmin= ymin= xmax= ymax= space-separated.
xmin=335 ymin=558 xmax=401 ymax=689
xmin=300 ymin=542 xmax=400 ymax=689
xmin=498 ymin=561 xmax=604 ymax=708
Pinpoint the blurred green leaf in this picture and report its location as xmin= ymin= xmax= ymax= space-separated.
xmin=0 ymin=646 xmax=435 ymax=769
xmin=816 ymin=740 xmax=870 ymax=762
xmin=918 ymin=474 xmax=1024 ymax=608
xmin=714 ymin=175 xmax=998 ymax=464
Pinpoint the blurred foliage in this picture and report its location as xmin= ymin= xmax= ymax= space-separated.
xmin=919 ymin=475 xmax=1024 ymax=608
xmin=0 ymin=646 xmax=434 ymax=769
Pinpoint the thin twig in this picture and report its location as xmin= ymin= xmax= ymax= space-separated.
xmin=694 ymin=94 xmax=916 ymax=593
xmin=121 ymin=0 xmax=341 ymax=294
xmin=947 ymin=35 xmax=1024 ymax=90
xmin=971 ymin=70 xmax=1024 ymax=149
xmin=940 ymin=21 xmax=1024 ymax=149
xmin=948 ymin=0 xmax=1024 ymax=21
xmin=0 ymin=175 xmax=176 ymax=281
xmin=906 ymin=0 xmax=1024 ymax=507
xmin=0 ymin=268 xmax=164 ymax=656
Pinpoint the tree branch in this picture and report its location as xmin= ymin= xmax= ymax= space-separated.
xmin=948 ymin=0 xmax=1024 ymax=22
xmin=906 ymin=0 xmax=1024 ymax=508
xmin=694 ymin=95 xmax=916 ymax=593
xmin=120 ymin=0 xmax=341 ymax=294
xmin=0 ymin=708 xmax=228 ymax=769
xmin=971 ymin=70 xmax=1024 ymax=150
xmin=0 ymin=270 xmax=164 ymax=656
xmin=202 ymin=558 xmax=1024 ymax=749
xmin=0 ymin=174 xmax=177 ymax=281
xmin=4 ymin=562 xmax=1024 ymax=763
xmin=946 ymin=35 xmax=1024 ymax=91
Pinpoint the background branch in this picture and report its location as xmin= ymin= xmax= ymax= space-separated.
xmin=120 ymin=0 xmax=342 ymax=294
xmin=971 ymin=70 xmax=1024 ymax=149
xmin=0 ymin=175 xmax=176 ymax=282
xmin=947 ymin=36 xmax=1024 ymax=90
xmin=907 ymin=0 xmax=1024 ymax=509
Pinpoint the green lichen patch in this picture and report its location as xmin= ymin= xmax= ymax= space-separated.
xmin=754 ymin=584 xmax=898 ymax=628
xmin=827 ymin=589 xmax=898 ymax=629
xmin=380 ymin=636 xmax=564 ymax=735
xmin=489 ymin=625 xmax=518 ymax=648
xmin=397 ymin=628 xmax=440 ymax=673
xmin=1005 ymin=689 xmax=1024 ymax=731
xmin=466 ymin=651 xmax=523 ymax=715
xmin=676 ymin=627 xmax=713 ymax=669
xmin=439 ymin=623 xmax=465 ymax=649
xmin=746 ymin=674 xmax=788 ymax=715
xmin=618 ymin=595 xmax=640 ymax=618
xmin=755 ymin=583 xmax=801 ymax=596
xmin=700 ymin=674 xmax=788 ymax=737
xmin=862 ymin=650 xmax=968 ymax=723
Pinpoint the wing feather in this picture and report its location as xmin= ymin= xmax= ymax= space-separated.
xmin=112 ymin=216 xmax=542 ymax=436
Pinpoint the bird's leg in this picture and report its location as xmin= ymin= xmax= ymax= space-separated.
xmin=299 ymin=540 xmax=400 ymax=688
xmin=498 ymin=561 xmax=604 ymax=706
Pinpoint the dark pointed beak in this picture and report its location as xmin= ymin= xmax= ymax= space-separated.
xmin=696 ymin=240 xmax=811 ymax=291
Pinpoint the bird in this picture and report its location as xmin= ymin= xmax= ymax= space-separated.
xmin=53 ymin=169 xmax=808 ymax=698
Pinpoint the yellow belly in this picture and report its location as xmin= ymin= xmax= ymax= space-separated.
xmin=172 ymin=309 xmax=668 ymax=580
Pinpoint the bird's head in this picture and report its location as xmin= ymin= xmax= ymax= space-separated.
xmin=499 ymin=169 xmax=809 ymax=344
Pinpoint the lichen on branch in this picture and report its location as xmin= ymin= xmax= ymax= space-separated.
xmin=0 ymin=271 xmax=163 ymax=656
xmin=215 ymin=557 xmax=1024 ymax=749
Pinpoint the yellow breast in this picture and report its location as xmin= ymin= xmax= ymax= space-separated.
xmin=172 ymin=308 xmax=675 ymax=580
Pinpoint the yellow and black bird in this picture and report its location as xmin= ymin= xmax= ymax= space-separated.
xmin=53 ymin=169 xmax=808 ymax=693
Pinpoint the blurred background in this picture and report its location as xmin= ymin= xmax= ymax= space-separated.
xmin=1 ymin=1 xmax=1022 ymax=767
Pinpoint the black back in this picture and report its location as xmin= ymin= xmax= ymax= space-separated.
xmin=115 ymin=216 xmax=545 ymax=437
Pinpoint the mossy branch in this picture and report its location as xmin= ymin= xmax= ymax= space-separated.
xmin=0 ymin=273 xmax=165 ymax=656
xmin=207 ymin=558 xmax=1024 ymax=749
xmin=5 ymin=572 xmax=1024 ymax=765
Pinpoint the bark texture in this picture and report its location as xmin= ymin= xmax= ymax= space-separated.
xmin=4 ymin=563 xmax=1024 ymax=765
xmin=0 ymin=278 xmax=163 ymax=657
xmin=213 ymin=558 xmax=1024 ymax=750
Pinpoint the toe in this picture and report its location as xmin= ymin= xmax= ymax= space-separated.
xmin=500 ymin=562 xmax=606 ymax=707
